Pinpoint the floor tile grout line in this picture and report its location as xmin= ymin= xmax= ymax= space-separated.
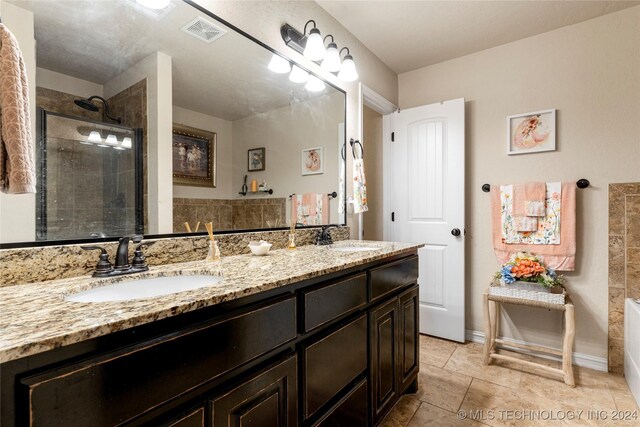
xmin=456 ymin=377 xmax=474 ymax=413
xmin=403 ymin=401 xmax=422 ymax=427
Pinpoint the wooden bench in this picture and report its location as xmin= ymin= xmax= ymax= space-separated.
xmin=482 ymin=288 xmax=575 ymax=387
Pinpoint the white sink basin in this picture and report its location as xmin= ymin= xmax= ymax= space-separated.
xmin=66 ymin=274 xmax=223 ymax=303
xmin=329 ymin=244 xmax=383 ymax=253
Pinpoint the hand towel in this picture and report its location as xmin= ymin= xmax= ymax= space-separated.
xmin=353 ymin=158 xmax=368 ymax=214
xmin=512 ymin=182 xmax=545 ymax=231
xmin=292 ymin=193 xmax=329 ymax=225
xmin=492 ymin=182 xmax=576 ymax=270
xmin=0 ymin=24 xmax=35 ymax=194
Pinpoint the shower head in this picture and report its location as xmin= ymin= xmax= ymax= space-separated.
xmin=74 ymin=98 xmax=100 ymax=112
xmin=73 ymin=95 xmax=122 ymax=124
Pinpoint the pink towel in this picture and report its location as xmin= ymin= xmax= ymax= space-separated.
xmin=512 ymin=182 xmax=546 ymax=231
xmin=492 ymin=182 xmax=576 ymax=271
xmin=291 ymin=193 xmax=329 ymax=225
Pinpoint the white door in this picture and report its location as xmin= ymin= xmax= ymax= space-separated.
xmin=387 ymin=98 xmax=465 ymax=342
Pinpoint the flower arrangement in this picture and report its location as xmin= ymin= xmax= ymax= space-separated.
xmin=494 ymin=252 xmax=565 ymax=288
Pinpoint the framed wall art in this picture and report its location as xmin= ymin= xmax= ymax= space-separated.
xmin=302 ymin=146 xmax=323 ymax=175
xmin=248 ymin=147 xmax=265 ymax=172
xmin=172 ymin=124 xmax=216 ymax=187
xmin=507 ymin=109 xmax=556 ymax=155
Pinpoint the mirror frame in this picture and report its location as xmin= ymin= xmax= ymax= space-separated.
xmin=0 ymin=0 xmax=348 ymax=250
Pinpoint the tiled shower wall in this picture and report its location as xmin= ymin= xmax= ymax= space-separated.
xmin=608 ymin=183 xmax=640 ymax=374
xmin=173 ymin=198 xmax=287 ymax=232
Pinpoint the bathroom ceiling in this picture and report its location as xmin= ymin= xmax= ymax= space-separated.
xmin=316 ymin=0 xmax=640 ymax=74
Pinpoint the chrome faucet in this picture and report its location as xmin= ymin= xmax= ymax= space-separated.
xmin=316 ymin=225 xmax=340 ymax=245
xmin=82 ymin=234 xmax=154 ymax=278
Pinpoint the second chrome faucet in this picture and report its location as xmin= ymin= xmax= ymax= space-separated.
xmin=82 ymin=235 xmax=154 ymax=278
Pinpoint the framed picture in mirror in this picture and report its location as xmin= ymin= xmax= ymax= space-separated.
xmin=302 ymin=146 xmax=323 ymax=175
xmin=172 ymin=124 xmax=217 ymax=187
xmin=248 ymin=147 xmax=266 ymax=171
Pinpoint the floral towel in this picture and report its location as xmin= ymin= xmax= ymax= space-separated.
xmin=292 ymin=193 xmax=329 ymax=225
xmin=500 ymin=182 xmax=561 ymax=244
xmin=353 ymin=158 xmax=368 ymax=214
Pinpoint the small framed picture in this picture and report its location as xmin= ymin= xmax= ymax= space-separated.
xmin=248 ymin=147 xmax=265 ymax=171
xmin=172 ymin=124 xmax=216 ymax=187
xmin=507 ymin=109 xmax=556 ymax=155
xmin=302 ymin=146 xmax=323 ymax=175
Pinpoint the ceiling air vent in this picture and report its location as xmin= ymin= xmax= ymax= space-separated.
xmin=180 ymin=17 xmax=227 ymax=44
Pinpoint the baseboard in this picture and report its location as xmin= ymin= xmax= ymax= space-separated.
xmin=465 ymin=329 xmax=608 ymax=372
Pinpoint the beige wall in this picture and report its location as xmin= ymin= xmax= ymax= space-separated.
xmin=232 ymin=93 xmax=344 ymax=224
xmin=36 ymin=68 xmax=103 ymax=99
xmin=398 ymin=7 xmax=640 ymax=362
xmin=173 ymin=106 xmax=234 ymax=200
xmin=362 ymin=106 xmax=383 ymax=240
xmin=193 ymin=0 xmax=398 ymax=238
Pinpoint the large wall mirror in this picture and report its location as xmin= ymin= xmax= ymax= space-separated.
xmin=1 ymin=0 xmax=347 ymax=247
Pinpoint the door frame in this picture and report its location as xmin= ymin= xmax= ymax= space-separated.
xmin=358 ymin=83 xmax=397 ymax=241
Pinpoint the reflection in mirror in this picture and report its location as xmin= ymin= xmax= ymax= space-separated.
xmin=36 ymin=111 xmax=143 ymax=240
xmin=1 ymin=0 xmax=346 ymax=246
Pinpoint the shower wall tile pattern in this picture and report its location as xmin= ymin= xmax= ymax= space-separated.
xmin=173 ymin=197 xmax=287 ymax=232
xmin=608 ymin=182 xmax=640 ymax=374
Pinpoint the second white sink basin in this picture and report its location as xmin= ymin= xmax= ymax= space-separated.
xmin=66 ymin=274 xmax=223 ymax=303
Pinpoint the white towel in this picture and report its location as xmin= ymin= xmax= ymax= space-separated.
xmin=0 ymin=24 xmax=35 ymax=194
xmin=353 ymin=158 xmax=368 ymax=214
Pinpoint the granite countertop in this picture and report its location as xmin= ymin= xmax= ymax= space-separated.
xmin=0 ymin=240 xmax=420 ymax=363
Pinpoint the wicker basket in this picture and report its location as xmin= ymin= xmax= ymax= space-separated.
xmin=489 ymin=280 xmax=566 ymax=305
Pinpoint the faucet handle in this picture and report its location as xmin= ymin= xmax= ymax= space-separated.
xmin=132 ymin=241 xmax=154 ymax=269
xmin=81 ymin=245 xmax=113 ymax=276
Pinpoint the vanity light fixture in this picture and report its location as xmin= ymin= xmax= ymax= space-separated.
xmin=289 ymin=65 xmax=309 ymax=83
xmin=135 ymin=0 xmax=170 ymax=10
xmin=337 ymin=47 xmax=359 ymax=82
xmin=268 ymin=54 xmax=291 ymax=74
xmin=122 ymin=137 xmax=133 ymax=149
xmin=280 ymin=20 xmax=358 ymax=82
xmin=305 ymin=75 xmax=326 ymax=92
xmin=321 ymin=35 xmax=341 ymax=73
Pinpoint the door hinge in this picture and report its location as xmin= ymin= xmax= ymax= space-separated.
xmin=391 ymin=212 xmax=395 ymax=222
xmin=391 ymin=132 xmax=395 ymax=142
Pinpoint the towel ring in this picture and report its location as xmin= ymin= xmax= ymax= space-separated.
xmin=341 ymin=141 xmax=346 ymax=161
xmin=350 ymin=138 xmax=363 ymax=159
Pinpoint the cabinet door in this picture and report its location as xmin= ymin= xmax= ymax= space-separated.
xmin=209 ymin=355 xmax=297 ymax=427
xmin=398 ymin=286 xmax=419 ymax=392
xmin=369 ymin=299 xmax=399 ymax=425
xmin=167 ymin=407 xmax=206 ymax=427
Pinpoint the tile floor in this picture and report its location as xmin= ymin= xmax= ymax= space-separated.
xmin=380 ymin=335 xmax=639 ymax=426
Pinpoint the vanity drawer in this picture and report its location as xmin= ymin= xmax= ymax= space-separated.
xmin=302 ymin=273 xmax=367 ymax=333
xmin=313 ymin=378 xmax=367 ymax=427
xmin=21 ymin=296 xmax=296 ymax=427
xmin=303 ymin=314 xmax=367 ymax=420
xmin=369 ymin=256 xmax=418 ymax=303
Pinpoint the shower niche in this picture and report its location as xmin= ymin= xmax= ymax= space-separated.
xmin=36 ymin=109 xmax=143 ymax=241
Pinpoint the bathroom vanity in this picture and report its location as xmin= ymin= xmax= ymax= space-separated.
xmin=0 ymin=242 xmax=420 ymax=426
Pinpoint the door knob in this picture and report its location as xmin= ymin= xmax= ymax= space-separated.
xmin=451 ymin=228 xmax=461 ymax=237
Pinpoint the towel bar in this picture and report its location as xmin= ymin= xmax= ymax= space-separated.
xmin=481 ymin=179 xmax=590 ymax=192
xmin=289 ymin=192 xmax=337 ymax=199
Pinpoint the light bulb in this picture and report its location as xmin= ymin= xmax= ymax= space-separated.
xmin=305 ymin=75 xmax=325 ymax=92
xmin=135 ymin=0 xmax=170 ymax=10
xmin=289 ymin=65 xmax=309 ymax=83
xmin=303 ymin=28 xmax=326 ymax=61
xmin=321 ymin=42 xmax=341 ymax=73
xmin=268 ymin=54 xmax=291 ymax=74
xmin=122 ymin=137 xmax=132 ymax=149
xmin=87 ymin=131 xmax=102 ymax=144
xmin=106 ymin=134 xmax=118 ymax=145
xmin=338 ymin=54 xmax=358 ymax=82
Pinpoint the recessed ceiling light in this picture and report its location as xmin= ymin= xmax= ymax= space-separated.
xmin=135 ymin=0 xmax=170 ymax=10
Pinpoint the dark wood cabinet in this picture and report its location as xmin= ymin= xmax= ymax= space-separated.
xmin=209 ymin=355 xmax=297 ymax=427
xmin=369 ymin=298 xmax=400 ymax=425
xmin=398 ymin=286 xmax=419 ymax=392
xmin=1 ymin=252 xmax=419 ymax=427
